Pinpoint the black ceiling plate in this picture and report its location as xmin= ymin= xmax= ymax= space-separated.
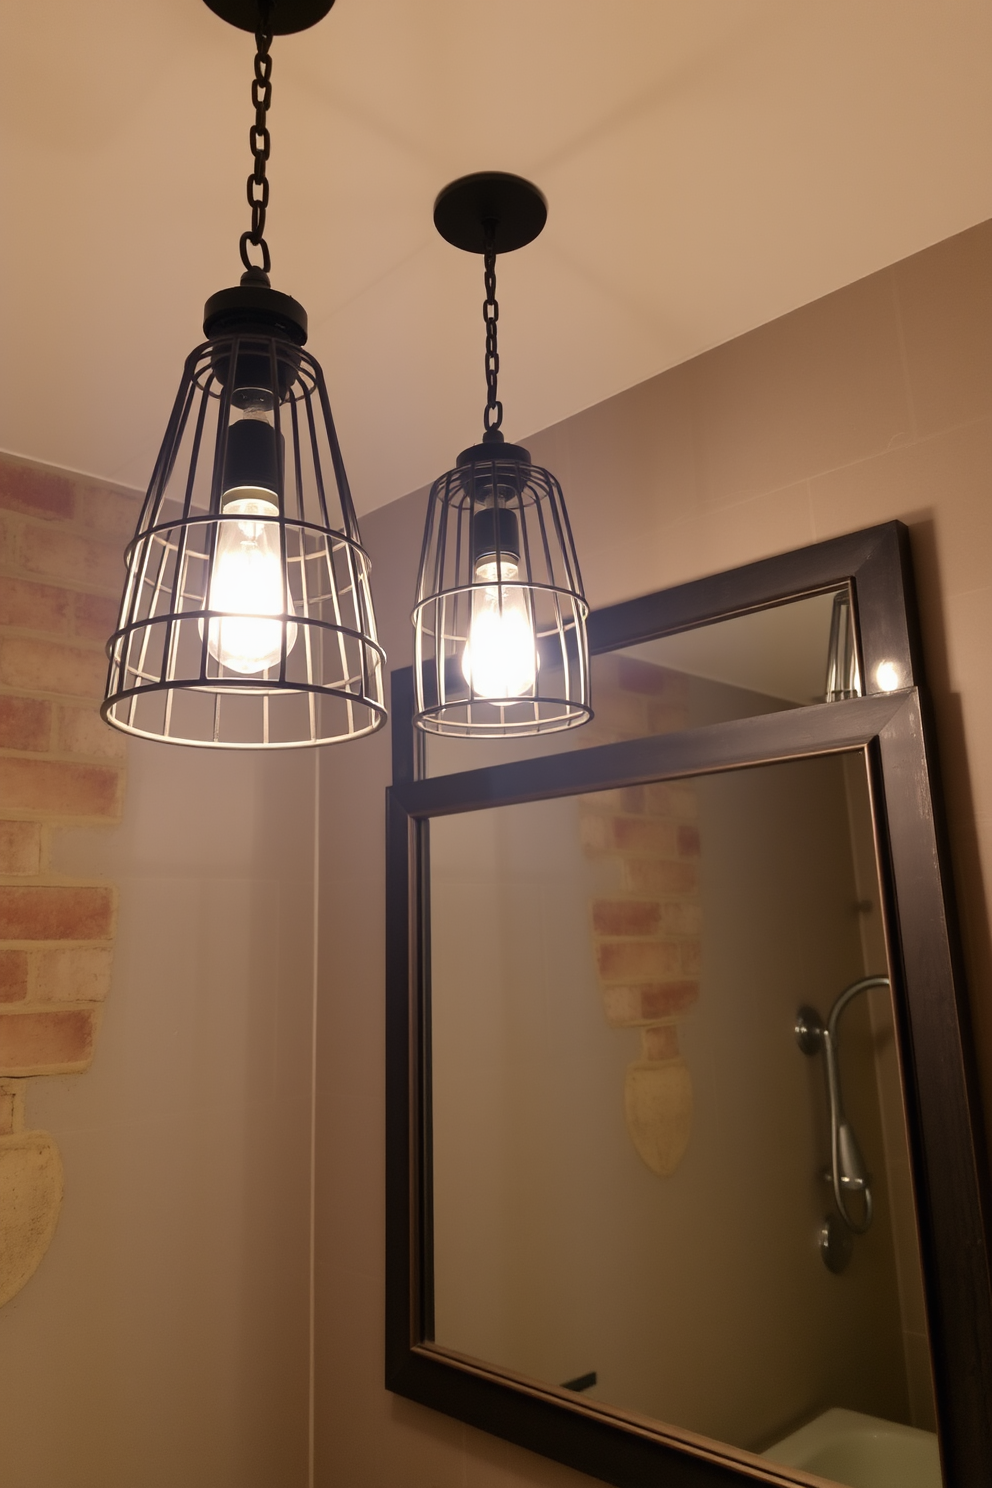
xmin=202 ymin=0 xmax=334 ymax=35
xmin=433 ymin=172 xmax=548 ymax=255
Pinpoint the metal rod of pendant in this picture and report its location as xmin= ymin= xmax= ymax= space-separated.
xmin=482 ymin=224 xmax=503 ymax=434
xmin=239 ymin=15 xmax=274 ymax=276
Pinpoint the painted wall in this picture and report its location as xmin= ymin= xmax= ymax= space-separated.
xmin=314 ymin=217 xmax=992 ymax=1486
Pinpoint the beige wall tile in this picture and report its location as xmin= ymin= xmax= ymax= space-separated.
xmin=582 ymin=481 xmax=816 ymax=607
xmin=684 ymin=269 xmax=914 ymax=504
xmin=809 ymin=418 xmax=992 ymax=598
xmin=894 ymin=226 xmax=992 ymax=439
xmin=529 ymin=371 xmax=699 ymax=536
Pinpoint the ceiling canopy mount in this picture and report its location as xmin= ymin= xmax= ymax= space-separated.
xmin=433 ymin=172 xmax=548 ymax=256
xmin=202 ymin=0 xmax=335 ymax=36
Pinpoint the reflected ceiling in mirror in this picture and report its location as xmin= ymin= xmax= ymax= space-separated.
xmin=623 ymin=587 xmax=860 ymax=707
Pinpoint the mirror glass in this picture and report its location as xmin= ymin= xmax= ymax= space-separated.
xmin=424 ymin=587 xmax=861 ymax=777
xmin=427 ymin=747 xmax=940 ymax=1487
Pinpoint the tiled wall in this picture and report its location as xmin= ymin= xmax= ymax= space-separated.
xmin=315 ymin=217 xmax=992 ymax=1487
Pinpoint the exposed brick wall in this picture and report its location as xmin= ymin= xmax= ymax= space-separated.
xmin=580 ymin=655 xmax=702 ymax=1175
xmin=0 ymin=452 xmax=135 ymax=1078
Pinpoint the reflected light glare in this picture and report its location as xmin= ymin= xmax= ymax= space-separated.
xmin=462 ymin=560 xmax=537 ymax=700
xmin=206 ymin=493 xmax=298 ymax=674
xmin=874 ymin=661 xmax=901 ymax=693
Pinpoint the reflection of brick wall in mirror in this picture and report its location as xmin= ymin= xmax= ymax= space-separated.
xmin=580 ymin=655 xmax=701 ymax=1175
xmin=0 ymin=455 xmax=134 ymax=1306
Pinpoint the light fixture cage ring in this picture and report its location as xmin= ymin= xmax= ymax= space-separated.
xmin=103 ymin=330 xmax=386 ymax=748
xmin=413 ymin=447 xmax=592 ymax=737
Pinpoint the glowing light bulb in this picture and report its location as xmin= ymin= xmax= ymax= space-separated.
xmin=461 ymin=558 xmax=537 ymax=700
xmin=206 ymin=490 xmax=298 ymax=675
xmin=875 ymin=660 xmax=901 ymax=693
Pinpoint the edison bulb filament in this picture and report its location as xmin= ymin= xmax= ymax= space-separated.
xmin=206 ymin=492 xmax=298 ymax=675
xmin=461 ymin=557 xmax=538 ymax=701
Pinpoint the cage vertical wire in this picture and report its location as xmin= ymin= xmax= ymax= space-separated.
xmin=413 ymin=440 xmax=591 ymax=736
xmin=103 ymin=330 xmax=386 ymax=747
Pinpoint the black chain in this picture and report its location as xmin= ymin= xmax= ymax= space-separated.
xmin=482 ymin=224 xmax=503 ymax=433
xmin=239 ymin=21 xmax=274 ymax=276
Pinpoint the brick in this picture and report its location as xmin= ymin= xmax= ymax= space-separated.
xmin=72 ymin=592 xmax=120 ymax=643
xmin=643 ymin=781 xmax=698 ymax=820
xmin=582 ymin=787 xmax=642 ymax=816
xmin=0 ymin=514 xmax=17 ymax=567
xmin=657 ymin=901 xmax=703 ymax=936
xmin=73 ymin=485 xmax=141 ymax=541
xmin=0 ymin=576 xmax=71 ymax=635
xmin=0 ymin=885 xmax=114 ymax=940
xmin=0 ymin=758 xmax=121 ymax=818
xmin=56 ymin=704 xmax=126 ymax=760
xmin=29 ymin=947 xmax=112 ymax=1003
xmin=592 ymin=899 xmax=661 ymax=937
xmin=579 ymin=814 xmax=613 ymax=854
xmin=680 ymin=939 xmax=702 ymax=975
xmin=601 ymin=985 xmax=647 ymax=1026
xmin=601 ymin=980 xmax=699 ymax=1026
xmin=613 ymin=816 xmax=679 ymax=856
xmin=0 ymin=1007 xmax=97 ymax=1074
xmin=0 ymin=821 xmax=42 ymax=875
xmin=0 ymin=461 xmax=75 ymax=521
xmin=639 ymin=980 xmax=699 ymax=1019
xmin=609 ymin=785 xmax=673 ymax=815
xmin=642 ymin=1024 xmax=680 ymax=1061
xmin=0 ymin=697 xmax=52 ymax=752
xmin=0 ymin=637 xmax=107 ymax=700
xmin=623 ymin=858 xmax=699 ymax=896
xmin=595 ymin=938 xmax=682 ymax=983
xmin=18 ymin=524 xmax=124 ymax=593
xmin=677 ymin=824 xmax=701 ymax=858
xmin=581 ymin=814 xmax=680 ymax=857
xmin=0 ymin=1079 xmax=24 ymax=1134
xmin=617 ymin=787 xmax=646 ymax=814
xmin=0 ymin=951 xmax=28 ymax=1003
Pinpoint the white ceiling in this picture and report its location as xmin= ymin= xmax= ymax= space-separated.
xmin=2 ymin=0 xmax=990 ymax=514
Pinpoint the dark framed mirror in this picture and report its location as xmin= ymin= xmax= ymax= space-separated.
xmin=385 ymin=522 xmax=992 ymax=1488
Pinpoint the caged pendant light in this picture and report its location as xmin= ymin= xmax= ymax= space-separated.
xmin=413 ymin=173 xmax=592 ymax=738
xmin=102 ymin=0 xmax=386 ymax=749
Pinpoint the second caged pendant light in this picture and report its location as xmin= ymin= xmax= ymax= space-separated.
xmin=413 ymin=173 xmax=592 ymax=738
xmin=102 ymin=0 xmax=386 ymax=749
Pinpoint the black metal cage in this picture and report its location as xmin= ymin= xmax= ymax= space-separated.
xmin=412 ymin=439 xmax=591 ymax=737
xmin=103 ymin=329 xmax=385 ymax=748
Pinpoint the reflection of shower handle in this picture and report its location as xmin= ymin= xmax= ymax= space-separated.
xmin=828 ymin=1086 xmax=873 ymax=1235
xmin=796 ymin=976 xmax=889 ymax=1236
